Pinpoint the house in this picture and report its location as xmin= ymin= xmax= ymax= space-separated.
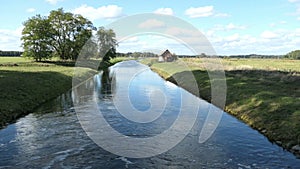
xmin=158 ymin=49 xmax=175 ymax=62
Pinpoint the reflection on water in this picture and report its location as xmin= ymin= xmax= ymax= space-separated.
xmin=0 ymin=60 xmax=299 ymax=168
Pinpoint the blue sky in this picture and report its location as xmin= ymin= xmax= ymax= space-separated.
xmin=1 ymin=0 xmax=300 ymax=55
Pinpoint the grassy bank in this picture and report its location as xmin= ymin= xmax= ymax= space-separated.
xmin=141 ymin=58 xmax=300 ymax=156
xmin=0 ymin=57 xmax=127 ymax=128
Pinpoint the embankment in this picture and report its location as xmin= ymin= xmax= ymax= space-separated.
xmin=0 ymin=57 xmax=127 ymax=128
xmin=143 ymin=59 xmax=300 ymax=157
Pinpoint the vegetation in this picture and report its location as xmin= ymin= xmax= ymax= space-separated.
xmin=21 ymin=8 xmax=95 ymax=61
xmin=0 ymin=51 xmax=22 ymax=57
xmin=97 ymin=27 xmax=118 ymax=62
xmin=21 ymin=8 xmax=119 ymax=63
xmin=141 ymin=58 xmax=300 ymax=155
xmin=0 ymin=57 xmax=128 ymax=128
xmin=285 ymin=50 xmax=300 ymax=60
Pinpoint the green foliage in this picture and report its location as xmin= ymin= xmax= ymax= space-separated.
xmin=21 ymin=15 xmax=53 ymax=61
xmin=285 ymin=50 xmax=300 ymax=60
xmin=96 ymin=27 xmax=118 ymax=62
xmin=21 ymin=8 xmax=96 ymax=61
xmin=48 ymin=8 xmax=96 ymax=60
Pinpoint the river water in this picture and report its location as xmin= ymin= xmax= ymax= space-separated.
xmin=0 ymin=60 xmax=299 ymax=168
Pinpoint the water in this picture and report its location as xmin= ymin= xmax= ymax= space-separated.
xmin=0 ymin=60 xmax=299 ymax=168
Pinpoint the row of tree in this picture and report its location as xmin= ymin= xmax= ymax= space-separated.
xmin=0 ymin=51 xmax=22 ymax=57
xmin=21 ymin=8 xmax=117 ymax=61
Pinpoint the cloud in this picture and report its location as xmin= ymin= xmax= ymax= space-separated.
xmin=226 ymin=23 xmax=246 ymax=30
xmin=45 ymin=0 xmax=62 ymax=5
xmin=185 ymin=6 xmax=214 ymax=18
xmin=212 ymin=23 xmax=246 ymax=32
xmin=138 ymin=19 xmax=165 ymax=29
xmin=72 ymin=4 xmax=123 ymax=21
xmin=0 ymin=27 xmax=23 ymax=51
xmin=260 ymin=30 xmax=279 ymax=39
xmin=118 ymin=35 xmax=195 ymax=55
xmin=288 ymin=0 xmax=300 ymax=2
xmin=26 ymin=8 xmax=36 ymax=13
xmin=204 ymin=28 xmax=300 ymax=55
xmin=185 ymin=6 xmax=230 ymax=18
xmin=225 ymin=33 xmax=240 ymax=42
xmin=154 ymin=8 xmax=174 ymax=15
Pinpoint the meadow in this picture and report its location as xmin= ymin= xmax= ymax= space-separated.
xmin=141 ymin=58 xmax=300 ymax=155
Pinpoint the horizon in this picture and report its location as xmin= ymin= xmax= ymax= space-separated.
xmin=1 ymin=0 xmax=300 ymax=55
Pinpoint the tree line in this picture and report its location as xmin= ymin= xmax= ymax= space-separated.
xmin=284 ymin=50 xmax=300 ymax=60
xmin=0 ymin=51 xmax=22 ymax=57
xmin=21 ymin=8 xmax=117 ymax=62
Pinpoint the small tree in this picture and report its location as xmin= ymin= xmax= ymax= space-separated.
xmin=96 ymin=27 xmax=118 ymax=62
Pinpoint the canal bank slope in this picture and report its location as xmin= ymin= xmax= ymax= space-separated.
xmin=141 ymin=58 xmax=300 ymax=157
xmin=0 ymin=57 xmax=126 ymax=128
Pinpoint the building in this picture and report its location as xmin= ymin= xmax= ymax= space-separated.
xmin=158 ymin=49 xmax=175 ymax=62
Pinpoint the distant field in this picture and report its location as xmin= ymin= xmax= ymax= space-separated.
xmin=0 ymin=56 xmax=31 ymax=64
xmin=181 ymin=58 xmax=300 ymax=72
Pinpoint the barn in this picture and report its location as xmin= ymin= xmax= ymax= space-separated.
xmin=158 ymin=49 xmax=175 ymax=62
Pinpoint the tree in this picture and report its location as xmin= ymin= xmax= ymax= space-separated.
xmin=285 ymin=50 xmax=300 ymax=60
xmin=96 ymin=27 xmax=118 ymax=62
xmin=48 ymin=8 xmax=96 ymax=60
xmin=21 ymin=8 xmax=95 ymax=61
xmin=78 ymin=38 xmax=98 ymax=59
xmin=21 ymin=15 xmax=53 ymax=61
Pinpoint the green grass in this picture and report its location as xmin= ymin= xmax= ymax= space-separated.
xmin=141 ymin=58 xmax=300 ymax=155
xmin=0 ymin=57 xmax=128 ymax=127
xmin=181 ymin=58 xmax=300 ymax=72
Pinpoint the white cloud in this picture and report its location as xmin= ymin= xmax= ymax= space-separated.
xmin=225 ymin=33 xmax=240 ymax=42
xmin=210 ymin=23 xmax=246 ymax=33
xmin=226 ymin=23 xmax=246 ymax=30
xmin=185 ymin=6 xmax=230 ymax=18
xmin=260 ymin=30 xmax=279 ymax=39
xmin=72 ymin=4 xmax=123 ymax=21
xmin=185 ymin=6 xmax=214 ymax=18
xmin=26 ymin=8 xmax=36 ymax=13
xmin=118 ymin=35 xmax=195 ymax=55
xmin=45 ymin=0 xmax=62 ymax=5
xmin=204 ymin=28 xmax=300 ymax=55
xmin=298 ymin=17 xmax=300 ymax=20
xmin=288 ymin=0 xmax=300 ymax=3
xmin=154 ymin=8 xmax=174 ymax=15
xmin=138 ymin=19 xmax=165 ymax=29
xmin=0 ymin=27 xmax=23 ymax=51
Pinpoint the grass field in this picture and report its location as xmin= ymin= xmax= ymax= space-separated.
xmin=181 ymin=58 xmax=300 ymax=72
xmin=0 ymin=57 xmax=127 ymax=127
xmin=141 ymin=58 xmax=300 ymax=155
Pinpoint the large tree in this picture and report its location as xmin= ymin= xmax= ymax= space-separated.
xmin=48 ymin=8 xmax=95 ymax=60
xmin=21 ymin=15 xmax=53 ymax=61
xmin=96 ymin=27 xmax=118 ymax=62
xmin=21 ymin=8 xmax=95 ymax=61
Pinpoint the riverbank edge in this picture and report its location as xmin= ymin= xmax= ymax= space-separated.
xmin=0 ymin=58 xmax=127 ymax=129
xmin=145 ymin=64 xmax=300 ymax=158
xmin=0 ymin=68 xmax=96 ymax=129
